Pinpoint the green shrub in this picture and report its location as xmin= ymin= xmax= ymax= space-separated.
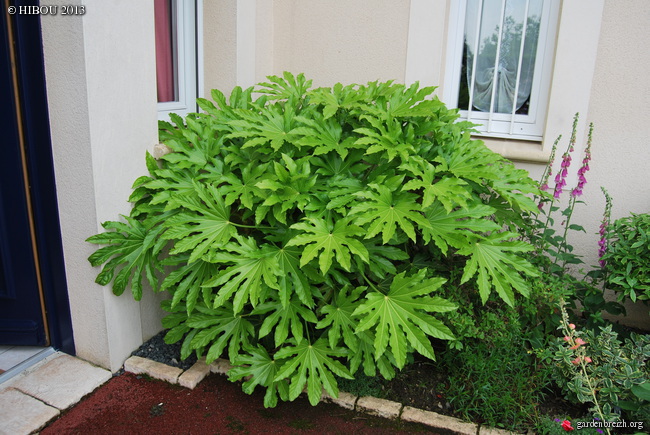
xmin=441 ymin=307 xmax=555 ymax=431
xmin=542 ymin=314 xmax=650 ymax=424
xmin=87 ymin=73 xmax=541 ymax=407
xmin=602 ymin=213 xmax=650 ymax=302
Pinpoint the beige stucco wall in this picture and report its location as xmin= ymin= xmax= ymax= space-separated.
xmin=203 ymin=0 xmax=238 ymax=96
xmin=202 ymin=0 xmax=411 ymax=95
xmin=271 ymin=0 xmax=410 ymax=87
xmin=42 ymin=0 xmax=167 ymax=371
xmin=571 ymin=1 xmax=650 ymax=327
xmin=575 ymin=0 xmax=650 ymax=261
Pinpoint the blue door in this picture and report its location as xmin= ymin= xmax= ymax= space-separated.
xmin=0 ymin=3 xmax=74 ymax=352
xmin=0 ymin=6 xmax=47 ymax=345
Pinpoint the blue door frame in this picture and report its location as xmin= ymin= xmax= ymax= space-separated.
xmin=0 ymin=0 xmax=74 ymax=354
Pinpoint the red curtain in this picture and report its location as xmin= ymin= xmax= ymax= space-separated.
xmin=154 ymin=0 xmax=174 ymax=102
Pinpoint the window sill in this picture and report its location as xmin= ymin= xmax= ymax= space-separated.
xmin=477 ymin=136 xmax=550 ymax=164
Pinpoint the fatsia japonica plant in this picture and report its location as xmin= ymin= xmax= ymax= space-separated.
xmin=87 ymin=72 xmax=541 ymax=407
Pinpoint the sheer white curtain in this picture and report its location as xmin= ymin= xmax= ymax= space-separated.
xmin=465 ymin=0 xmax=542 ymax=114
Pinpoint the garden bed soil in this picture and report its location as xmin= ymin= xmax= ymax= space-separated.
xmin=43 ymin=330 xmax=586 ymax=434
xmin=135 ymin=331 xmax=586 ymax=428
xmin=42 ymin=372 xmax=444 ymax=434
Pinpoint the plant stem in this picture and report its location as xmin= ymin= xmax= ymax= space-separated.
xmin=558 ymin=196 xmax=577 ymax=270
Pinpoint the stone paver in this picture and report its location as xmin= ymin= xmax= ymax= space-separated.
xmin=9 ymin=353 xmax=111 ymax=410
xmin=124 ymin=356 xmax=183 ymax=384
xmin=209 ymin=358 xmax=233 ymax=375
xmin=356 ymin=396 xmax=402 ymax=420
xmin=0 ymin=388 xmax=59 ymax=435
xmin=322 ymin=390 xmax=357 ymax=410
xmin=479 ymin=426 xmax=515 ymax=434
xmin=178 ymin=358 xmax=211 ymax=389
xmin=401 ymin=406 xmax=478 ymax=435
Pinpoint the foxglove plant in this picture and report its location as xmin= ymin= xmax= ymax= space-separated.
xmin=524 ymin=115 xmax=625 ymax=324
xmin=532 ymin=113 xmax=589 ymax=272
xmin=538 ymin=135 xmax=560 ymax=210
xmin=570 ymin=125 xmax=593 ymax=198
xmin=597 ymin=187 xmax=612 ymax=268
xmin=553 ymin=114 xmax=578 ymax=200
xmin=556 ymin=122 xmax=594 ymax=267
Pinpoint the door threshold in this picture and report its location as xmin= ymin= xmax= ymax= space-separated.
xmin=0 ymin=346 xmax=56 ymax=385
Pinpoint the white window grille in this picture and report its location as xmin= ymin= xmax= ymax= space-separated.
xmin=443 ymin=0 xmax=560 ymax=140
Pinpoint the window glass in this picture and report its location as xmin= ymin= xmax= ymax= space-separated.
xmin=154 ymin=0 xmax=177 ymax=103
xmin=459 ymin=0 xmax=544 ymax=116
xmin=155 ymin=0 xmax=198 ymax=121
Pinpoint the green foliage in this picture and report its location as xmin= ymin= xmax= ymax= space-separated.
xmin=541 ymin=313 xmax=650 ymax=424
xmin=87 ymin=72 xmax=541 ymax=407
xmin=441 ymin=307 xmax=555 ymax=432
xmin=519 ymin=116 xmax=626 ymax=327
xmin=602 ymin=213 xmax=650 ymax=302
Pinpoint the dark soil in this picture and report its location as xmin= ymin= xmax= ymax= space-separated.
xmin=131 ymin=330 xmax=198 ymax=371
xmin=42 ymin=372 xmax=446 ymax=434
xmin=127 ymin=331 xmax=584 ymax=430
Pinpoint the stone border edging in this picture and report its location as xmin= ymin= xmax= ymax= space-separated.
xmin=123 ymin=356 xmax=513 ymax=435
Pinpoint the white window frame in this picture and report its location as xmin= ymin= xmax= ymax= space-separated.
xmin=443 ymin=0 xmax=560 ymax=141
xmin=157 ymin=0 xmax=202 ymax=121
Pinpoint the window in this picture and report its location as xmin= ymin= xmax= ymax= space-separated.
xmin=443 ymin=0 xmax=560 ymax=140
xmin=154 ymin=0 xmax=200 ymax=121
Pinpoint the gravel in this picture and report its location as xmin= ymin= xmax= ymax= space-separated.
xmin=131 ymin=330 xmax=198 ymax=371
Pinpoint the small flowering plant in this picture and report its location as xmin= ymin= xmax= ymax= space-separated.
xmin=524 ymin=115 xmax=624 ymax=325
xmin=597 ymin=187 xmax=612 ymax=268
xmin=600 ymin=212 xmax=650 ymax=302
xmin=541 ymin=301 xmax=650 ymax=431
xmin=531 ymin=114 xmax=593 ymax=273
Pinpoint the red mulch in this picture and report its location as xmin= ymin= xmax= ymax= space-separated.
xmin=42 ymin=372 xmax=442 ymax=434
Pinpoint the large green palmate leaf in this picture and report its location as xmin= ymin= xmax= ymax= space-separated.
xmin=307 ymin=81 xmax=366 ymax=120
xmin=274 ymin=338 xmax=353 ymax=405
xmin=349 ymin=330 xmax=397 ymax=379
xmin=160 ymin=256 xmax=220 ymax=315
xmin=258 ymin=71 xmax=313 ymax=102
xmin=219 ymin=162 xmax=269 ymax=210
xmin=86 ymin=216 xmax=166 ymax=300
xmin=269 ymin=244 xmax=315 ymax=308
xmin=350 ymin=183 xmax=431 ymax=243
xmin=185 ymin=301 xmax=255 ymax=362
xmin=435 ymin=135 xmax=501 ymax=183
xmin=229 ymin=345 xmax=290 ymax=408
xmin=227 ymin=103 xmax=300 ymax=152
xmin=287 ymin=217 xmax=369 ymax=274
xmin=316 ymin=285 xmax=364 ymax=350
xmin=202 ymin=236 xmax=280 ymax=313
xmin=457 ymin=231 xmax=540 ymax=306
xmin=358 ymin=240 xmax=409 ymax=280
xmin=401 ymin=159 xmax=473 ymax=212
xmin=422 ymin=201 xmax=501 ymax=255
xmin=489 ymin=164 xmax=541 ymax=213
xmin=291 ymin=112 xmax=358 ymax=158
xmin=379 ymin=82 xmax=444 ymax=118
xmin=159 ymin=116 xmax=223 ymax=169
xmin=354 ymin=115 xmax=417 ymax=162
xmin=252 ymin=295 xmax=318 ymax=347
xmin=353 ymin=270 xmax=457 ymax=368
xmin=316 ymin=286 xmax=396 ymax=378
xmin=145 ymin=168 xmax=203 ymax=210
xmin=254 ymin=154 xmax=318 ymax=224
xmin=162 ymin=182 xmax=236 ymax=263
